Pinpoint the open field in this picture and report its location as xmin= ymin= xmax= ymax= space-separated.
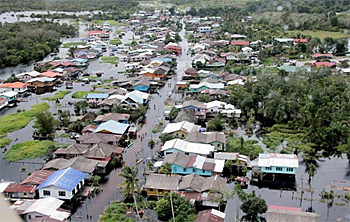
xmin=44 ymin=91 xmax=71 ymax=101
xmin=286 ymin=30 xmax=350 ymax=39
xmin=3 ymin=140 xmax=56 ymax=161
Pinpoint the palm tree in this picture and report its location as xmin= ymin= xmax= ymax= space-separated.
xmin=118 ymin=166 xmax=142 ymax=221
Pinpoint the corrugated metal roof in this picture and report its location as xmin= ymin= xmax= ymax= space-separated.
xmin=94 ymin=120 xmax=129 ymax=135
xmin=162 ymin=121 xmax=201 ymax=134
xmin=37 ymin=167 xmax=87 ymax=191
xmin=21 ymin=170 xmax=54 ymax=185
xmin=23 ymin=197 xmax=70 ymax=221
xmin=162 ymin=139 xmax=215 ymax=156
xmin=258 ymin=153 xmax=299 ymax=168
xmin=4 ymin=183 xmax=36 ymax=194
xmin=86 ymin=93 xmax=109 ymax=99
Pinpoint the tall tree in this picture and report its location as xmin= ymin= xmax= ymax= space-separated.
xmin=33 ymin=111 xmax=56 ymax=139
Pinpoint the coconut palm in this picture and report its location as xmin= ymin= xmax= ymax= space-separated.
xmin=119 ymin=166 xmax=140 ymax=198
xmin=118 ymin=166 xmax=142 ymax=221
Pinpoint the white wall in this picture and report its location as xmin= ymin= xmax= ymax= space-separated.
xmin=39 ymin=185 xmax=73 ymax=200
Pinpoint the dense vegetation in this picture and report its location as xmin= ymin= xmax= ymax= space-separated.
xmin=3 ymin=140 xmax=56 ymax=161
xmin=228 ymin=70 xmax=350 ymax=160
xmin=0 ymin=0 xmax=138 ymax=13
xmin=0 ymin=21 xmax=76 ymax=68
xmin=185 ymin=0 xmax=350 ymax=37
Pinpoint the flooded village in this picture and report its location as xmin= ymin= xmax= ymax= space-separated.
xmin=0 ymin=1 xmax=350 ymax=222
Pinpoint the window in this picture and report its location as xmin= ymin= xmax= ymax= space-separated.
xmin=149 ymin=189 xmax=154 ymax=191
xmin=58 ymin=191 xmax=66 ymax=196
xmin=202 ymin=170 xmax=205 ymax=173
xmin=72 ymin=189 xmax=75 ymax=195
xmin=28 ymin=215 xmax=31 ymax=220
xmin=183 ymin=168 xmax=187 ymax=172
xmin=287 ymin=168 xmax=294 ymax=172
xmin=265 ymin=167 xmax=271 ymax=170
xmin=276 ymin=167 xmax=283 ymax=171
xmin=43 ymin=190 xmax=51 ymax=196
xmin=192 ymin=169 xmax=196 ymax=173
xmin=24 ymin=193 xmax=27 ymax=196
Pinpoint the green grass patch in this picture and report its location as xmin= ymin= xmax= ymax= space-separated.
xmin=0 ymin=138 xmax=11 ymax=148
xmin=3 ymin=140 xmax=56 ymax=161
xmin=100 ymin=56 xmax=119 ymax=64
xmin=58 ymin=133 xmax=71 ymax=138
xmin=43 ymin=91 xmax=71 ymax=101
xmin=72 ymin=91 xmax=103 ymax=99
xmin=91 ymin=20 xmax=127 ymax=26
xmin=263 ymin=124 xmax=309 ymax=153
xmin=110 ymin=38 xmax=122 ymax=45
xmin=286 ymin=30 xmax=350 ymax=40
xmin=115 ymin=30 xmax=124 ymax=34
xmin=62 ymin=42 xmax=84 ymax=48
xmin=92 ymin=84 xmax=118 ymax=89
xmin=227 ymin=137 xmax=263 ymax=159
xmin=0 ymin=103 xmax=50 ymax=136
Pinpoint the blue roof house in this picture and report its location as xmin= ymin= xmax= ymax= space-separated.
xmin=86 ymin=93 xmax=109 ymax=107
xmin=94 ymin=120 xmax=130 ymax=136
xmin=36 ymin=167 xmax=88 ymax=200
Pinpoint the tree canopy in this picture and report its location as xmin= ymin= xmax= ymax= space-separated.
xmin=155 ymin=192 xmax=196 ymax=222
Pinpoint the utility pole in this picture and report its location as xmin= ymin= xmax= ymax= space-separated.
xmin=170 ymin=192 xmax=175 ymax=222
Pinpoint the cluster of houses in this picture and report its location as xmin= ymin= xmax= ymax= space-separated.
xmin=0 ymin=110 xmax=135 ymax=221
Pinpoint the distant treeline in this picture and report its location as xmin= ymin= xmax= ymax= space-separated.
xmin=0 ymin=0 xmax=138 ymax=13
xmin=0 ymin=21 xmax=76 ymax=68
xmin=186 ymin=0 xmax=350 ymax=35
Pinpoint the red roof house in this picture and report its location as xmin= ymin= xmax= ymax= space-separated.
xmin=311 ymin=53 xmax=333 ymax=59
xmin=294 ymin=39 xmax=308 ymax=43
xmin=314 ymin=61 xmax=336 ymax=68
xmin=231 ymin=40 xmax=250 ymax=46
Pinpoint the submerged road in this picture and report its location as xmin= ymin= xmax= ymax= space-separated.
xmin=71 ymin=22 xmax=191 ymax=222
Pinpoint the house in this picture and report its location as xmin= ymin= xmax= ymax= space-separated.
xmin=40 ymin=71 xmax=64 ymax=79
xmin=0 ymin=97 xmax=9 ymax=110
xmin=165 ymin=44 xmax=182 ymax=55
xmin=189 ymin=82 xmax=225 ymax=93
xmin=231 ymin=34 xmax=247 ymax=39
xmin=267 ymin=205 xmax=319 ymax=222
xmin=255 ymin=153 xmax=299 ymax=175
xmin=0 ymin=82 xmax=28 ymax=94
xmin=162 ymin=139 xmax=215 ymax=157
xmin=3 ymin=183 xmax=36 ymax=199
xmin=94 ymin=113 xmax=130 ymax=124
xmin=26 ymin=77 xmax=56 ymax=94
xmin=293 ymin=39 xmax=308 ymax=44
xmin=231 ymin=40 xmax=250 ymax=46
xmin=162 ymin=121 xmax=201 ymax=138
xmin=36 ymin=167 xmax=88 ymax=200
xmin=311 ymin=53 xmax=333 ymax=60
xmin=186 ymin=132 xmax=226 ymax=151
xmin=133 ymin=79 xmax=151 ymax=92
xmin=162 ymin=152 xmax=224 ymax=176
xmin=81 ymin=124 xmax=98 ymax=136
xmin=94 ymin=120 xmax=129 ymax=137
xmin=83 ymin=142 xmax=124 ymax=162
xmin=274 ymin=38 xmax=294 ymax=44
xmin=53 ymin=144 xmax=88 ymax=159
xmin=144 ymin=174 xmax=226 ymax=204
xmin=77 ymin=133 xmax=121 ymax=146
xmin=88 ymin=30 xmax=109 ymax=40
xmin=174 ymin=109 xmax=197 ymax=123
xmin=86 ymin=93 xmax=109 ymax=107
xmin=314 ymin=61 xmax=336 ymax=68
xmin=12 ymin=197 xmax=70 ymax=222
xmin=198 ymin=26 xmax=211 ymax=33
xmin=42 ymin=157 xmax=99 ymax=174
xmin=196 ymin=209 xmax=225 ymax=222
xmin=122 ymin=90 xmax=150 ymax=106
xmin=15 ymin=71 xmax=41 ymax=82
xmin=21 ymin=170 xmax=54 ymax=186
xmin=0 ymin=91 xmax=18 ymax=103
